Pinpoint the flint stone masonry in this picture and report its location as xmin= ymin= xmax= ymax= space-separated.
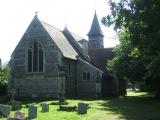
xmin=41 ymin=103 xmax=49 ymax=112
xmin=28 ymin=105 xmax=37 ymax=119
xmin=0 ymin=104 xmax=11 ymax=117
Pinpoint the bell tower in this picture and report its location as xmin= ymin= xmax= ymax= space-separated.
xmin=88 ymin=12 xmax=104 ymax=48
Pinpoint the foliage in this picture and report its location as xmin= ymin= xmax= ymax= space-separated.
xmin=0 ymin=63 xmax=10 ymax=85
xmin=103 ymin=0 xmax=160 ymax=98
xmin=107 ymin=29 xmax=145 ymax=84
xmin=0 ymin=62 xmax=10 ymax=96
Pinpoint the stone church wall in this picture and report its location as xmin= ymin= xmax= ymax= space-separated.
xmin=9 ymin=15 xmax=105 ymax=98
xmin=13 ymin=76 xmax=64 ymax=97
xmin=63 ymin=58 xmax=77 ymax=98
xmin=9 ymin=19 xmax=64 ymax=98
xmin=76 ymin=58 xmax=103 ymax=97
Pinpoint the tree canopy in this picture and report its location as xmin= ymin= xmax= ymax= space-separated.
xmin=0 ymin=63 xmax=10 ymax=85
xmin=0 ymin=62 xmax=10 ymax=96
xmin=103 ymin=0 xmax=160 ymax=98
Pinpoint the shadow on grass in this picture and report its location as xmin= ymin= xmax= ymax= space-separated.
xmin=20 ymin=98 xmax=103 ymax=105
xmin=98 ymin=92 xmax=160 ymax=120
xmin=16 ymin=98 xmax=55 ymax=105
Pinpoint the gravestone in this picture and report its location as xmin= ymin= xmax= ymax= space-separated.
xmin=41 ymin=103 xmax=49 ymax=112
xmin=12 ymin=101 xmax=22 ymax=110
xmin=0 ymin=104 xmax=11 ymax=117
xmin=28 ymin=105 xmax=37 ymax=119
xmin=77 ymin=103 xmax=88 ymax=114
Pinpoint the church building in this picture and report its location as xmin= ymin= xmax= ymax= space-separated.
xmin=9 ymin=12 xmax=113 ymax=98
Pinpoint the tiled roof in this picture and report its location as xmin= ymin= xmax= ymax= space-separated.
xmin=41 ymin=21 xmax=79 ymax=60
xmin=40 ymin=20 xmax=89 ymax=61
xmin=70 ymin=31 xmax=87 ymax=42
xmin=88 ymin=48 xmax=114 ymax=72
xmin=69 ymin=31 xmax=88 ymax=47
xmin=87 ymin=12 xmax=104 ymax=37
xmin=78 ymin=58 xmax=103 ymax=73
xmin=62 ymin=28 xmax=88 ymax=60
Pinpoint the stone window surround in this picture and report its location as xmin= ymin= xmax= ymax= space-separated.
xmin=83 ymin=72 xmax=86 ymax=80
xmin=87 ymin=71 xmax=90 ymax=81
xmin=27 ymin=41 xmax=44 ymax=73
xmin=82 ymin=71 xmax=91 ymax=81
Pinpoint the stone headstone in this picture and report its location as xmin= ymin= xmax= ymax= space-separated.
xmin=28 ymin=105 xmax=37 ymax=119
xmin=77 ymin=103 xmax=88 ymax=114
xmin=0 ymin=104 xmax=11 ymax=117
xmin=12 ymin=101 xmax=22 ymax=111
xmin=41 ymin=103 xmax=49 ymax=112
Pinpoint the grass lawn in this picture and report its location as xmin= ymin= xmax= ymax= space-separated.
xmin=0 ymin=91 xmax=160 ymax=120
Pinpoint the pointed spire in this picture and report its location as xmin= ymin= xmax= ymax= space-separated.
xmin=87 ymin=11 xmax=104 ymax=37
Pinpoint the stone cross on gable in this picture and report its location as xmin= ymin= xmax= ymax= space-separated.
xmin=35 ymin=11 xmax=39 ymax=18
xmin=35 ymin=11 xmax=38 ymax=16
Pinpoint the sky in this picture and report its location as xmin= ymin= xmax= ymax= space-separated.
xmin=0 ymin=0 xmax=118 ymax=63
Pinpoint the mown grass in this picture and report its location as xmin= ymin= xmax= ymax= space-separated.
xmin=0 ymin=91 xmax=160 ymax=120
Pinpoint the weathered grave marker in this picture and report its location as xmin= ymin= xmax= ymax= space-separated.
xmin=28 ymin=105 xmax=37 ymax=119
xmin=77 ymin=103 xmax=88 ymax=114
xmin=41 ymin=103 xmax=49 ymax=112
xmin=0 ymin=104 xmax=11 ymax=117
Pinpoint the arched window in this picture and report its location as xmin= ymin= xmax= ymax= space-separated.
xmin=33 ymin=41 xmax=38 ymax=72
xmin=83 ymin=72 xmax=86 ymax=80
xmin=68 ymin=63 xmax=71 ymax=76
xmin=39 ymin=44 xmax=43 ymax=72
xmin=28 ymin=46 xmax=32 ymax=72
xmin=87 ymin=71 xmax=90 ymax=81
xmin=28 ymin=41 xmax=44 ymax=72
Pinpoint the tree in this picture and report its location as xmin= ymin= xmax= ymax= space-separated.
xmin=103 ymin=0 xmax=160 ymax=98
xmin=0 ymin=62 xmax=10 ymax=96
xmin=107 ymin=29 xmax=145 ymax=95
xmin=0 ymin=58 xmax=1 ymax=70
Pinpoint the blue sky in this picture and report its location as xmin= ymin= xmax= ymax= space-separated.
xmin=0 ymin=0 xmax=118 ymax=63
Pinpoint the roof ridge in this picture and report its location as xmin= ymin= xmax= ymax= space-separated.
xmin=40 ymin=20 xmax=79 ymax=60
xmin=63 ymin=29 xmax=85 ymax=59
xmin=40 ymin=20 xmax=62 ymax=32
xmin=78 ymin=58 xmax=103 ymax=73
xmin=69 ymin=31 xmax=85 ymax=40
